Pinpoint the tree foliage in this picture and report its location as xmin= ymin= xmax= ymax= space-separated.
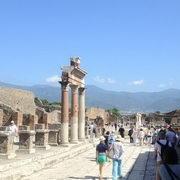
xmin=40 ymin=99 xmax=61 ymax=106
xmin=106 ymin=107 xmax=122 ymax=118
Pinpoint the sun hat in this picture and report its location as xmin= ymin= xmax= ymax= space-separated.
xmin=99 ymin=136 xmax=105 ymax=141
xmin=116 ymin=135 xmax=123 ymax=142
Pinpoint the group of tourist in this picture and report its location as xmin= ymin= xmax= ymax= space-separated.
xmin=154 ymin=126 xmax=180 ymax=180
xmin=94 ymin=124 xmax=180 ymax=180
xmin=96 ymin=131 xmax=124 ymax=180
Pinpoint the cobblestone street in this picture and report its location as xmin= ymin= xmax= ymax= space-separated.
xmin=21 ymin=141 xmax=156 ymax=180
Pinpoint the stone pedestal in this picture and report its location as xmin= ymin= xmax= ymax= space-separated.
xmin=35 ymin=124 xmax=50 ymax=150
xmin=0 ymin=109 xmax=3 ymax=127
xmin=48 ymin=123 xmax=61 ymax=146
xmin=0 ymin=131 xmax=16 ymax=159
xmin=17 ymin=126 xmax=35 ymax=154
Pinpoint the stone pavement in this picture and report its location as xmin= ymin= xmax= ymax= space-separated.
xmin=18 ymin=141 xmax=156 ymax=180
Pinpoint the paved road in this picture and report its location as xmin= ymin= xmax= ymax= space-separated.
xmin=21 ymin=141 xmax=156 ymax=180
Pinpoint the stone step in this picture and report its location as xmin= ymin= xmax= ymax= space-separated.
xmin=0 ymin=141 xmax=94 ymax=180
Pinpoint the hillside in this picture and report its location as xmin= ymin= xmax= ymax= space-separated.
xmin=1 ymin=82 xmax=180 ymax=113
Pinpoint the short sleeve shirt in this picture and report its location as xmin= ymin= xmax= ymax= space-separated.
xmin=96 ymin=142 xmax=108 ymax=153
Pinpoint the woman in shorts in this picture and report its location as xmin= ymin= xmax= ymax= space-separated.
xmin=96 ymin=136 xmax=108 ymax=180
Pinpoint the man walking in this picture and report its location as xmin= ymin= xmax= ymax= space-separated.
xmin=110 ymin=135 xmax=124 ymax=180
xmin=119 ymin=126 xmax=125 ymax=138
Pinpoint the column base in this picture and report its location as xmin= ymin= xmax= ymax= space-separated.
xmin=49 ymin=143 xmax=59 ymax=146
xmin=60 ymin=143 xmax=69 ymax=147
xmin=70 ymin=140 xmax=79 ymax=144
xmin=0 ymin=153 xmax=16 ymax=159
xmin=35 ymin=145 xmax=51 ymax=150
xmin=16 ymin=148 xmax=35 ymax=154
xmin=78 ymin=138 xmax=86 ymax=142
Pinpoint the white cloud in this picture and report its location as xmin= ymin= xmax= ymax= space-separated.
xmin=131 ymin=80 xmax=144 ymax=86
xmin=107 ymin=78 xmax=116 ymax=84
xmin=46 ymin=75 xmax=61 ymax=83
xmin=94 ymin=76 xmax=116 ymax=84
xmin=159 ymin=84 xmax=166 ymax=88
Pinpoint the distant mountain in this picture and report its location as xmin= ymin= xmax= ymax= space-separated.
xmin=1 ymin=82 xmax=180 ymax=113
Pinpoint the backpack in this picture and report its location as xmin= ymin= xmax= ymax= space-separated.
xmin=157 ymin=140 xmax=170 ymax=159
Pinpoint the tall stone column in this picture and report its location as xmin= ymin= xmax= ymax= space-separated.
xmin=78 ymin=88 xmax=86 ymax=141
xmin=70 ymin=85 xmax=79 ymax=144
xmin=60 ymin=82 xmax=69 ymax=144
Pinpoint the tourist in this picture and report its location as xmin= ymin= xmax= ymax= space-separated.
xmin=109 ymin=135 xmax=124 ymax=180
xmin=114 ymin=123 xmax=117 ymax=131
xmin=104 ymin=131 xmax=110 ymax=147
xmin=7 ymin=120 xmax=18 ymax=143
xmin=160 ymin=147 xmax=180 ymax=180
xmin=175 ymin=129 xmax=180 ymax=164
xmin=146 ymin=127 xmax=152 ymax=145
xmin=108 ymin=131 xmax=116 ymax=148
xmin=118 ymin=125 xmax=125 ymax=138
xmin=7 ymin=120 xmax=18 ymax=133
xmin=138 ymin=128 xmax=145 ymax=146
xmin=132 ymin=128 xmax=138 ymax=146
xmin=154 ymin=132 xmax=172 ymax=180
xmin=128 ymin=128 xmax=134 ymax=143
xmin=166 ymin=127 xmax=177 ymax=147
xmin=96 ymin=136 xmax=108 ymax=180
xmin=90 ymin=122 xmax=96 ymax=145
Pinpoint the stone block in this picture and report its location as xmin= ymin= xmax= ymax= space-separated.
xmin=35 ymin=124 xmax=45 ymax=130
xmin=0 ymin=126 xmax=7 ymax=131
xmin=29 ymin=114 xmax=38 ymax=130
xmin=19 ymin=125 xmax=30 ymax=131
xmin=17 ymin=130 xmax=35 ymax=154
xmin=0 ymin=109 xmax=3 ymax=127
xmin=48 ymin=123 xmax=61 ymax=130
xmin=35 ymin=129 xmax=50 ymax=150
xmin=12 ymin=111 xmax=23 ymax=126
xmin=43 ymin=113 xmax=52 ymax=129
xmin=0 ymin=131 xmax=16 ymax=159
xmin=48 ymin=131 xmax=59 ymax=146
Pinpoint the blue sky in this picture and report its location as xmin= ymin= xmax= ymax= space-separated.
xmin=0 ymin=0 xmax=180 ymax=92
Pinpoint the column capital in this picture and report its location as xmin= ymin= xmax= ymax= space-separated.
xmin=59 ymin=81 xmax=69 ymax=89
xmin=79 ymin=87 xmax=86 ymax=95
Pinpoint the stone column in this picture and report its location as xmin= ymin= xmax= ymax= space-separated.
xmin=78 ymin=88 xmax=86 ymax=141
xmin=0 ymin=109 xmax=3 ymax=127
xmin=43 ymin=113 xmax=51 ymax=129
xmin=60 ymin=82 xmax=69 ymax=144
xmin=29 ymin=115 xmax=38 ymax=130
xmin=70 ymin=85 xmax=79 ymax=144
xmin=12 ymin=111 xmax=23 ymax=126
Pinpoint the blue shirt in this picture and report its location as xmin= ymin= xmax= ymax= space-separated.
xmin=96 ymin=142 xmax=108 ymax=153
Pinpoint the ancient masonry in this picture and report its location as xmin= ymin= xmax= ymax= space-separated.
xmin=60 ymin=57 xmax=87 ymax=144
xmin=0 ymin=57 xmax=87 ymax=159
